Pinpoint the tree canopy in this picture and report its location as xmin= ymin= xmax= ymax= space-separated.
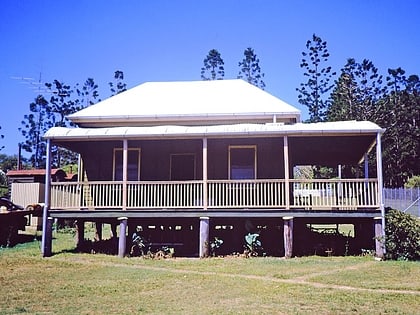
xmin=299 ymin=44 xmax=419 ymax=187
xmin=13 ymin=42 xmax=418 ymax=187
xmin=19 ymin=95 xmax=52 ymax=168
xmin=296 ymin=34 xmax=420 ymax=187
xmin=19 ymin=73 xmax=114 ymax=168
xmin=109 ymin=70 xmax=127 ymax=96
xmin=297 ymin=34 xmax=336 ymax=122
xmin=201 ymin=49 xmax=225 ymax=80
xmin=327 ymin=58 xmax=385 ymax=122
xmin=77 ymin=78 xmax=100 ymax=107
xmin=237 ymin=48 xmax=265 ymax=90
xmin=0 ymin=126 xmax=4 ymax=151
xmin=380 ymin=69 xmax=420 ymax=187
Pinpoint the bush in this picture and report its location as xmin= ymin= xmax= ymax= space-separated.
xmin=385 ymin=208 xmax=420 ymax=261
xmin=404 ymin=175 xmax=420 ymax=188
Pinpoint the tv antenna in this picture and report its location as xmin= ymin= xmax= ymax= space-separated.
xmin=11 ymin=72 xmax=65 ymax=96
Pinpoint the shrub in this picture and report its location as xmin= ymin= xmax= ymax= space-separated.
xmin=384 ymin=208 xmax=420 ymax=261
xmin=209 ymin=237 xmax=224 ymax=257
xmin=244 ymin=233 xmax=263 ymax=257
xmin=404 ymin=175 xmax=420 ymax=188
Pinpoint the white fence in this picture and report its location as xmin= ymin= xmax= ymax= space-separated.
xmin=383 ymin=188 xmax=420 ymax=217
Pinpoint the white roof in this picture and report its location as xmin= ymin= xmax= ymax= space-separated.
xmin=68 ymin=79 xmax=301 ymax=126
xmin=44 ymin=121 xmax=383 ymax=141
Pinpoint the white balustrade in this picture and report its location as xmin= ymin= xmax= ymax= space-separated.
xmin=291 ymin=179 xmax=378 ymax=209
xmin=207 ymin=179 xmax=286 ymax=208
xmin=50 ymin=178 xmax=378 ymax=211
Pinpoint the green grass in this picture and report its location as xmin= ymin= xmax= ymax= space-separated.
xmin=0 ymin=230 xmax=419 ymax=314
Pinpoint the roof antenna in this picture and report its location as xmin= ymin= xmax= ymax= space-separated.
xmin=11 ymin=72 xmax=58 ymax=95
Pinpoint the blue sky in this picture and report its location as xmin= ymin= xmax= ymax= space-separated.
xmin=1 ymin=0 xmax=419 ymax=157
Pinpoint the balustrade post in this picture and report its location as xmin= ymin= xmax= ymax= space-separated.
xmin=376 ymin=132 xmax=386 ymax=254
xmin=364 ymin=153 xmax=369 ymax=179
xmin=203 ymin=138 xmax=208 ymax=210
xmin=122 ymin=139 xmax=128 ymax=211
xmin=283 ymin=136 xmax=290 ymax=209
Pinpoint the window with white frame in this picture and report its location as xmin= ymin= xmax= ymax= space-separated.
xmin=113 ymin=148 xmax=141 ymax=181
xmin=228 ymin=145 xmax=257 ymax=179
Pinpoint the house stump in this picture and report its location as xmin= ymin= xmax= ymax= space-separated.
xmin=199 ymin=217 xmax=209 ymax=257
xmin=283 ymin=216 xmax=294 ymax=258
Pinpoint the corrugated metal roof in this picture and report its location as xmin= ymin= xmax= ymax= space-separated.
xmin=68 ymin=80 xmax=301 ymax=126
xmin=44 ymin=121 xmax=384 ymax=141
xmin=6 ymin=169 xmax=64 ymax=177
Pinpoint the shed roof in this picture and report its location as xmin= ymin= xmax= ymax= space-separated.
xmin=68 ymin=80 xmax=301 ymax=127
xmin=6 ymin=169 xmax=65 ymax=177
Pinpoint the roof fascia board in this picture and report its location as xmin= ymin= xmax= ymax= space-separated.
xmin=71 ymin=113 xmax=301 ymax=126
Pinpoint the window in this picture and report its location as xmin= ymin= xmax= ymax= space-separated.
xmin=113 ymin=148 xmax=141 ymax=181
xmin=229 ymin=146 xmax=256 ymax=179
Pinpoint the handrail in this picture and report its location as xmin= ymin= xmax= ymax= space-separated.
xmin=290 ymin=178 xmax=378 ymax=183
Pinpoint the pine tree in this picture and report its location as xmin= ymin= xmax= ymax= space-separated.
xmin=19 ymin=79 xmax=95 ymax=168
xmin=328 ymin=58 xmax=385 ymax=122
xmin=237 ymin=47 xmax=265 ymax=89
xmin=19 ymin=95 xmax=52 ymax=168
xmin=381 ymin=68 xmax=420 ymax=187
xmin=201 ymin=49 xmax=225 ymax=80
xmin=0 ymin=127 xmax=4 ymax=151
xmin=109 ymin=70 xmax=127 ymax=96
xmin=297 ymin=34 xmax=336 ymax=122
xmin=77 ymin=78 xmax=100 ymax=108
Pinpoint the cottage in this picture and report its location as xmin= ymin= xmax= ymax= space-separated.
xmin=42 ymin=79 xmax=385 ymax=258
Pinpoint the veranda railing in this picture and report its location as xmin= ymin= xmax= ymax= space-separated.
xmin=291 ymin=179 xmax=378 ymax=209
xmin=207 ymin=179 xmax=286 ymax=208
xmin=50 ymin=178 xmax=379 ymax=210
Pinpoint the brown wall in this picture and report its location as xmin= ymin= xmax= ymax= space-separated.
xmin=139 ymin=139 xmax=202 ymax=180
xmin=79 ymin=137 xmax=285 ymax=181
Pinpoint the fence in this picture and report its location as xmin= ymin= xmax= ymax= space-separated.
xmin=383 ymin=187 xmax=420 ymax=217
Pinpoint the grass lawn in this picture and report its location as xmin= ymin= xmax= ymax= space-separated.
xmin=0 ymin=230 xmax=419 ymax=314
